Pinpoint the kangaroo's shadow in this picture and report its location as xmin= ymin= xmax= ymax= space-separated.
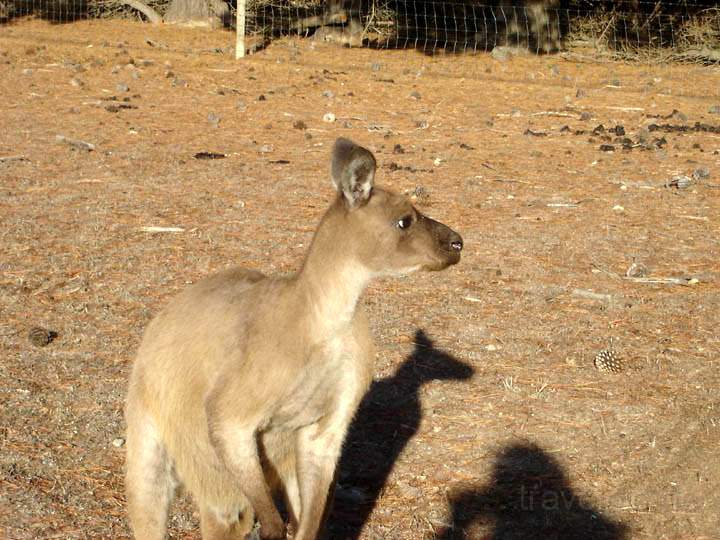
xmin=437 ymin=443 xmax=628 ymax=540
xmin=327 ymin=328 xmax=474 ymax=539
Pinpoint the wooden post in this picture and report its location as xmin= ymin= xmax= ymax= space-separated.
xmin=236 ymin=0 xmax=246 ymax=59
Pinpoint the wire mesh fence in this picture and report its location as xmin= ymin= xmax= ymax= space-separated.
xmin=1 ymin=0 xmax=719 ymax=93
xmin=243 ymin=1 xmax=720 ymax=61
xmin=0 ymin=0 xmax=232 ymax=23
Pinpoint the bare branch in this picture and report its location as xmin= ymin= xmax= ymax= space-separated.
xmin=113 ymin=0 xmax=163 ymax=23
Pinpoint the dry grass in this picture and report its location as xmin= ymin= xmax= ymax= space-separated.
xmin=567 ymin=7 xmax=720 ymax=64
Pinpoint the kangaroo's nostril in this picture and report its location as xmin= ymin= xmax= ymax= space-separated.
xmin=450 ymin=240 xmax=463 ymax=252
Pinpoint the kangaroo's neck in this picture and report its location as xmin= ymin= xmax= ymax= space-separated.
xmin=294 ymin=202 xmax=371 ymax=333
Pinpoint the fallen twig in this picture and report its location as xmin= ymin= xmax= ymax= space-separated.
xmin=531 ymin=111 xmax=578 ymax=118
xmin=604 ymin=106 xmax=645 ymax=112
xmin=140 ymin=226 xmax=185 ymax=233
xmin=56 ymin=135 xmax=95 ymax=152
xmin=625 ymin=277 xmax=699 ymax=286
xmin=572 ymin=288 xmax=613 ymax=304
xmin=0 ymin=155 xmax=28 ymax=163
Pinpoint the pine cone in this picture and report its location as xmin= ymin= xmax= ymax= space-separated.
xmin=28 ymin=327 xmax=58 ymax=347
xmin=594 ymin=349 xmax=623 ymax=372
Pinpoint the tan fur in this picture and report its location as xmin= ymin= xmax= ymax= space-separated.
xmin=125 ymin=138 xmax=463 ymax=540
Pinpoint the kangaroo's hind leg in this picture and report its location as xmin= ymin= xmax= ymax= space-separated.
xmin=125 ymin=406 xmax=177 ymax=540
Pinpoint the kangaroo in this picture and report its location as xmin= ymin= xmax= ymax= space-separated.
xmin=124 ymin=138 xmax=463 ymax=540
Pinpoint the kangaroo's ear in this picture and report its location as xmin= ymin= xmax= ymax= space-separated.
xmin=330 ymin=138 xmax=376 ymax=209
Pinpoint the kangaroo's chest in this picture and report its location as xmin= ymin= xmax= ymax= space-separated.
xmin=269 ymin=333 xmax=369 ymax=431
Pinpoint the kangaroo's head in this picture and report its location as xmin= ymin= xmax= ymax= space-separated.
xmin=329 ymin=138 xmax=463 ymax=275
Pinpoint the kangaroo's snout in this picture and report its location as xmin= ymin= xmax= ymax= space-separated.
xmin=448 ymin=230 xmax=463 ymax=253
xmin=421 ymin=216 xmax=463 ymax=269
xmin=442 ymin=227 xmax=463 ymax=266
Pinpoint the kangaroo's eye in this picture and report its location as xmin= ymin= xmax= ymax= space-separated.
xmin=397 ymin=215 xmax=413 ymax=230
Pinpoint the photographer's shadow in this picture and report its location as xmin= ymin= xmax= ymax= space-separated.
xmin=327 ymin=329 xmax=474 ymax=539
xmin=437 ymin=443 xmax=628 ymax=540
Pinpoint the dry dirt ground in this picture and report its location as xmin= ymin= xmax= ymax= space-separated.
xmin=1 ymin=18 xmax=720 ymax=540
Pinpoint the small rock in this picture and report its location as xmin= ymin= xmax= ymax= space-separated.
xmin=70 ymin=78 xmax=84 ymax=87
xmin=257 ymin=94 xmax=266 ymax=101
xmin=321 ymin=90 xmax=334 ymax=98
xmin=116 ymin=82 xmax=129 ymax=92
xmin=207 ymin=113 xmax=221 ymax=128
xmin=612 ymin=205 xmax=625 ymax=212
xmin=164 ymin=70 xmax=174 ymax=78
xmin=576 ymin=88 xmax=586 ymax=98
xmin=371 ymin=62 xmax=381 ymax=72
xmin=293 ymin=120 xmax=307 ymax=130
xmin=409 ymin=90 xmax=421 ymax=100
xmin=666 ymin=175 xmax=692 ymax=189
xmin=580 ymin=111 xmax=592 ymax=121
xmin=131 ymin=70 xmax=140 ymax=80
xmin=334 ymin=485 xmax=368 ymax=504
xmin=322 ymin=112 xmax=336 ymax=123
xmin=112 ymin=437 xmax=125 ymax=448
xmin=393 ymin=144 xmax=405 ymax=154
xmin=396 ymin=481 xmax=422 ymax=499
xmin=172 ymin=78 xmax=188 ymax=88
xmin=236 ymin=99 xmax=247 ymax=111
xmin=491 ymin=46 xmax=511 ymax=61
xmin=708 ymin=105 xmax=720 ymax=114
xmin=670 ymin=109 xmax=687 ymax=122
xmin=626 ymin=261 xmax=648 ymax=278
xmin=22 ymin=68 xmax=33 ymax=76
xmin=692 ymin=167 xmax=710 ymax=180
xmin=258 ymin=144 xmax=273 ymax=153
xmin=408 ymin=185 xmax=430 ymax=206
xmin=415 ymin=120 xmax=429 ymax=129
xmin=549 ymin=64 xmax=560 ymax=76
xmin=600 ymin=144 xmax=615 ymax=152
